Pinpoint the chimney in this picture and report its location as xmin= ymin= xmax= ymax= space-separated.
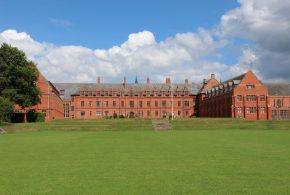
xmin=165 ymin=77 xmax=171 ymax=85
xmin=147 ymin=77 xmax=150 ymax=84
xmin=185 ymin=79 xmax=189 ymax=85
xmin=97 ymin=76 xmax=101 ymax=84
xmin=211 ymin=74 xmax=215 ymax=79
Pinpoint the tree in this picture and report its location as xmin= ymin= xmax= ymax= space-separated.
xmin=0 ymin=43 xmax=41 ymax=121
xmin=0 ymin=96 xmax=14 ymax=123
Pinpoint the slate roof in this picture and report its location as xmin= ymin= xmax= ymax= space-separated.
xmin=264 ymin=83 xmax=290 ymax=96
xmin=53 ymin=82 xmax=202 ymax=100
xmin=200 ymin=73 xmax=246 ymax=94
xmin=222 ymin=73 xmax=246 ymax=84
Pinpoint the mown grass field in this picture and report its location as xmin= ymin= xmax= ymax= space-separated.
xmin=1 ymin=118 xmax=290 ymax=194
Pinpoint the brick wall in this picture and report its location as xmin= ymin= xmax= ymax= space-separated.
xmin=14 ymin=74 xmax=64 ymax=122
xmin=69 ymin=95 xmax=195 ymax=119
xmin=198 ymin=71 xmax=271 ymax=120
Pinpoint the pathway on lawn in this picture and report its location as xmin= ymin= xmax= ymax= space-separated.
xmin=0 ymin=127 xmax=7 ymax=134
xmin=152 ymin=119 xmax=172 ymax=131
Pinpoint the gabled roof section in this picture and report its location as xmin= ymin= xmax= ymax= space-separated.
xmin=222 ymin=73 xmax=246 ymax=84
xmin=198 ymin=74 xmax=220 ymax=93
xmin=264 ymin=83 xmax=290 ymax=96
xmin=200 ymin=71 xmax=252 ymax=94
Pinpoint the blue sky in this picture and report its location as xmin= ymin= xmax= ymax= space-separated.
xmin=1 ymin=0 xmax=238 ymax=48
xmin=0 ymin=0 xmax=289 ymax=83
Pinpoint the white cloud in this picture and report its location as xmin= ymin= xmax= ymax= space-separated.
xmin=0 ymin=29 xmax=227 ymax=83
xmin=1 ymin=0 xmax=289 ymax=83
xmin=228 ymin=47 xmax=259 ymax=75
xmin=220 ymin=0 xmax=290 ymax=81
xmin=0 ymin=29 xmax=45 ymax=60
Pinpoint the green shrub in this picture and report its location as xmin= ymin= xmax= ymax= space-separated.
xmin=26 ymin=111 xmax=45 ymax=122
xmin=11 ymin=113 xmax=25 ymax=123
xmin=0 ymin=96 xmax=14 ymax=123
xmin=35 ymin=112 xmax=45 ymax=122
xmin=113 ymin=113 xmax=118 ymax=119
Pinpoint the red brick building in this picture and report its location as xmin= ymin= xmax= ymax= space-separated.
xmin=52 ymin=70 xmax=289 ymax=120
xmin=265 ymin=84 xmax=290 ymax=120
xmin=14 ymin=73 xmax=64 ymax=121
xmin=54 ymin=77 xmax=200 ymax=119
xmin=12 ymin=70 xmax=289 ymax=122
xmin=198 ymin=71 xmax=290 ymax=120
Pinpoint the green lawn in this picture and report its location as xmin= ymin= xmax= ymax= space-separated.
xmin=1 ymin=118 xmax=290 ymax=194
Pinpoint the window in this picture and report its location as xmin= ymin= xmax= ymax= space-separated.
xmin=155 ymin=110 xmax=158 ymax=117
xmin=237 ymin=95 xmax=242 ymax=101
xmin=71 ymin=106 xmax=74 ymax=111
xmin=81 ymin=101 xmax=84 ymax=107
xmin=90 ymin=111 xmax=92 ymax=116
xmin=147 ymin=101 xmax=150 ymax=107
xmin=80 ymin=111 xmax=85 ymax=116
xmin=121 ymin=101 xmax=124 ymax=107
xmin=96 ymin=101 xmax=101 ymax=107
xmin=162 ymin=100 xmax=166 ymax=108
xmin=281 ymin=110 xmax=289 ymax=118
xmin=89 ymin=101 xmax=92 ymax=107
xmin=246 ymin=107 xmax=257 ymax=113
xmin=104 ymin=101 xmax=109 ymax=107
xmin=178 ymin=101 xmax=181 ymax=107
xmin=237 ymin=107 xmax=242 ymax=114
xmin=129 ymin=91 xmax=134 ymax=97
xmin=155 ymin=101 xmax=158 ymax=107
xmin=276 ymin=99 xmax=282 ymax=108
xmin=184 ymin=101 xmax=189 ymax=107
xmin=60 ymin=89 xmax=65 ymax=95
xmin=96 ymin=111 xmax=102 ymax=116
xmin=96 ymin=91 xmax=100 ymax=96
xmin=260 ymin=95 xmax=265 ymax=101
xmin=178 ymin=110 xmax=181 ymax=116
xmin=246 ymin=95 xmax=257 ymax=102
xmin=147 ymin=110 xmax=150 ymax=117
xmin=113 ymin=101 xmax=116 ymax=107
xmin=139 ymin=101 xmax=143 ymax=108
xmin=130 ymin=101 xmax=134 ymax=108
xmin=246 ymin=85 xmax=255 ymax=89
xmin=260 ymin=107 xmax=265 ymax=113
xmin=185 ymin=110 xmax=189 ymax=116
xmin=71 ymin=96 xmax=74 ymax=102
xmin=88 ymin=91 xmax=92 ymax=96
xmin=104 ymin=111 xmax=109 ymax=116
